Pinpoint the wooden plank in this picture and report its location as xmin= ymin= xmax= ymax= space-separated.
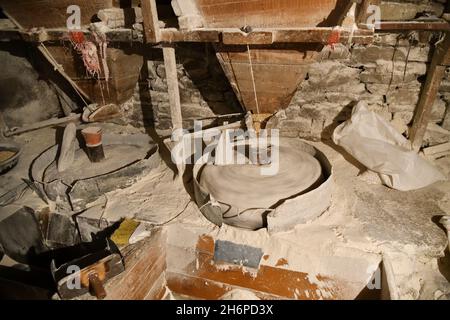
xmin=160 ymin=28 xmax=219 ymax=43
xmin=222 ymin=30 xmax=274 ymax=45
xmin=0 ymin=0 xmax=114 ymax=29
xmin=162 ymin=45 xmax=183 ymax=134
xmin=141 ymin=0 xmax=161 ymax=43
xmin=378 ymin=21 xmax=450 ymax=32
xmin=166 ymin=271 xmax=285 ymax=300
xmin=423 ymin=142 xmax=450 ymax=157
xmin=96 ymin=229 xmax=166 ymax=300
xmin=0 ymin=27 xmax=374 ymax=45
xmin=409 ymin=33 xmax=450 ymax=151
xmin=195 ymin=0 xmax=351 ymax=28
xmin=272 ymin=28 xmax=373 ymax=45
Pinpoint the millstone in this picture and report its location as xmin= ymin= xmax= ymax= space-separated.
xmin=199 ymin=146 xmax=323 ymax=210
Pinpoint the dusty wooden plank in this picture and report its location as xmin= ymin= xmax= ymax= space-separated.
xmin=0 ymin=27 xmax=373 ymax=45
xmin=378 ymin=21 xmax=450 ymax=32
xmin=162 ymin=45 xmax=183 ymax=134
xmin=100 ymin=229 xmax=167 ymax=300
xmin=409 ymin=33 xmax=450 ymax=151
xmin=174 ymin=28 xmax=374 ymax=45
xmin=141 ymin=0 xmax=161 ymax=43
xmin=222 ymin=30 xmax=273 ymax=45
xmin=423 ymin=142 xmax=450 ymax=157
xmin=272 ymin=28 xmax=373 ymax=44
xmin=160 ymin=28 xmax=219 ymax=43
xmin=0 ymin=0 xmax=114 ymax=29
xmin=166 ymin=271 xmax=285 ymax=300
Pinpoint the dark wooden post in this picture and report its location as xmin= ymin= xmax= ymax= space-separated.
xmin=409 ymin=32 xmax=450 ymax=151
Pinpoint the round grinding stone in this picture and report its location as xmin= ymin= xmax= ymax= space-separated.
xmin=199 ymin=146 xmax=322 ymax=210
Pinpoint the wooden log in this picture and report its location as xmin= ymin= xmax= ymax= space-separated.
xmin=423 ymin=142 xmax=450 ymax=159
xmin=160 ymin=28 xmax=219 ymax=43
xmin=141 ymin=0 xmax=161 ymax=43
xmin=162 ymin=44 xmax=183 ymax=135
xmin=0 ymin=26 xmax=374 ymax=45
xmin=409 ymin=33 xmax=450 ymax=151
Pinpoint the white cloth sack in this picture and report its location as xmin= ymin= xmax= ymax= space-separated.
xmin=333 ymin=102 xmax=446 ymax=191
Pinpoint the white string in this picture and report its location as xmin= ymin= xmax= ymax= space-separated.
xmin=246 ymin=44 xmax=260 ymax=114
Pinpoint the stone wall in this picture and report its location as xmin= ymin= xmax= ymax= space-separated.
xmin=122 ymin=0 xmax=450 ymax=147
xmin=273 ymin=33 xmax=450 ymax=148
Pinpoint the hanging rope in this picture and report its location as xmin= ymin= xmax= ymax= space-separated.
xmin=246 ymin=44 xmax=260 ymax=114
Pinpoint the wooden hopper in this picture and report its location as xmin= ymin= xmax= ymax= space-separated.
xmin=0 ymin=0 xmax=143 ymax=106
xmin=173 ymin=0 xmax=353 ymax=115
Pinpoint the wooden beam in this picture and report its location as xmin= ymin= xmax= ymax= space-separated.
xmin=0 ymin=27 xmax=374 ymax=45
xmin=0 ymin=28 xmax=143 ymax=43
xmin=409 ymin=33 xmax=450 ymax=151
xmin=141 ymin=0 xmax=161 ymax=43
xmin=162 ymin=44 xmax=183 ymax=135
xmin=377 ymin=21 xmax=450 ymax=32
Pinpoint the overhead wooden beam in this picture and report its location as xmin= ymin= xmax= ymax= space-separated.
xmin=0 ymin=26 xmax=374 ymax=45
xmin=0 ymin=28 xmax=144 ymax=43
xmin=141 ymin=0 xmax=161 ymax=43
xmin=160 ymin=28 xmax=374 ymax=45
xmin=160 ymin=29 xmax=220 ymax=43
xmin=409 ymin=32 xmax=450 ymax=151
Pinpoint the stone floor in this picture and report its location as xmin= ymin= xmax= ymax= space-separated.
xmin=0 ymin=125 xmax=449 ymax=299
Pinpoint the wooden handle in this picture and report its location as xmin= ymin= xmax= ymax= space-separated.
xmin=89 ymin=273 xmax=107 ymax=300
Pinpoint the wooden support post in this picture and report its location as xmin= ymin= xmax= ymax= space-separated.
xmin=409 ymin=32 xmax=450 ymax=151
xmin=141 ymin=0 xmax=161 ymax=43
xmin=162 ymin=44 xmax=184 ymax=178
xmin=163 ymin=44 xmax=183 ymax=135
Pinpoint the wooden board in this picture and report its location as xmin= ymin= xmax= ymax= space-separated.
xmin=165 ymin=235 xmax=365 ymax=300
xmin=0 ymin=0 xmax=114 ymax=29
xmin=45 ymin=45 xmax=143 ymax=105
xmin=216 ymin=44 xmax=320 ymax=114
xmin=195 ymin=0 xmax=351 ymax=28
xmin=82 ymin=228 xmax=167 ymax=300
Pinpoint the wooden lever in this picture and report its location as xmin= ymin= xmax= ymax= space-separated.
xmin=88 ymin=273 xmax=107 ymax=300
